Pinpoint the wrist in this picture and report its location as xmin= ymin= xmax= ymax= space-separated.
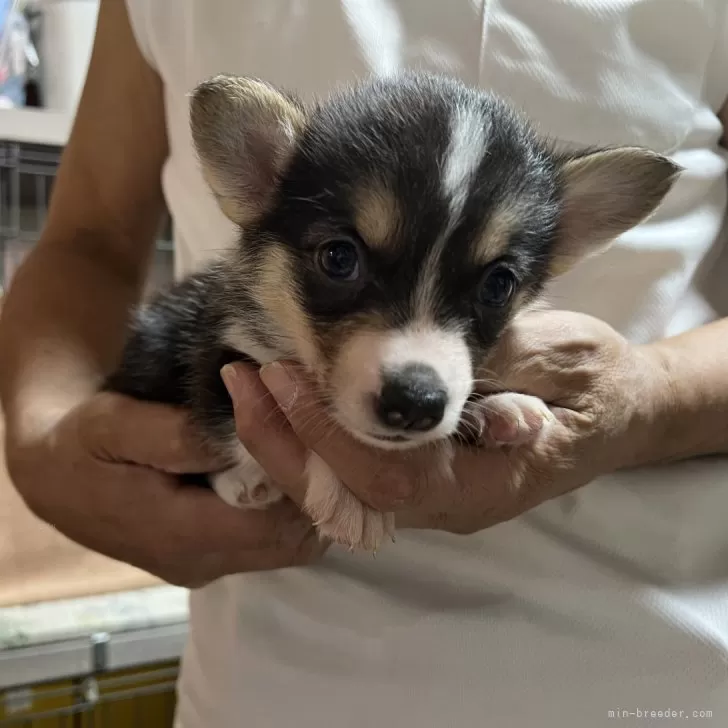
xmin=612 ymin=343 xmax=674 ymax=470
xmin=623 ymin=338 xmax=727 ymax=468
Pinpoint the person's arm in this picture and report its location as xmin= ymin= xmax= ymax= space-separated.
xmin=641 ymin=305 xmax=728 ymax=465
xmin=0 ymin=0 xmax=167 ymax=445
xmin=0 ymin=0 xmax=321 ymax=583
xmin=642 ymin=101 xmax=728 ymax=464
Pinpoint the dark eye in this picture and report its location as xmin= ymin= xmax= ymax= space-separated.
xmin=316 ymin=239 xmax=362 ymax=282
xmin=477 ymin=264 xmax=517 ymax=307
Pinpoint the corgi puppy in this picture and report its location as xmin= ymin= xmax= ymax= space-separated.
xmin=106 ymin=72 xmax=679 ymax=552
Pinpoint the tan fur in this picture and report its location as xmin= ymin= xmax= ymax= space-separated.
xmin=412 ymin=205 xmax=518 ymax=319
xmin=254 ymin=244 xmax=320 ymax=372
xmin=550 ymin=147 xmax=680 ymax=276
xmin=317 ymin=310 xmax=389 ymax=370
xmin=253 ymin=251 xmax=399 ymax=553
xmin=472 ymin=203 xmax=519 ymax=266
xmin=353 ymin=183 xmax=402 ymax=249
xmin=200 ymin=166 xmax=249 ymax=224
xmin=305 ymin=453 xmax=395 ymax=551
xmin=190 ymin=76 xmax=307 ymax=226
xmin=548 ymin=255 xmax=579 ymax=279
xmin=412 ymin=246 xmax=442 ymax=321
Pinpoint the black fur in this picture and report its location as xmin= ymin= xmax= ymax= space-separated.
xmin=105 ymin=264 xmax=263 ymax=435
xmin=261 ymin=74 xmax=560 ymax=343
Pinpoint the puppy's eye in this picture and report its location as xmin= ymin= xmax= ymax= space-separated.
xmin=317 ymin=239 xmax=362 ymax=281
xmin=477 ymin=264 xmax=517 ymax=307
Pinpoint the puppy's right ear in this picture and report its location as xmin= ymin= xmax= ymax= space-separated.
xmin=190 ymin=75 xmax=306 ymax=226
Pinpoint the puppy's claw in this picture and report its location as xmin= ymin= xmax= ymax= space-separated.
xmin=384 ymin=512 xmax=397 ymax=544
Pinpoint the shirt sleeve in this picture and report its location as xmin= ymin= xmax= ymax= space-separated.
xmin=124 ymin=0 xmax=156 ymax=71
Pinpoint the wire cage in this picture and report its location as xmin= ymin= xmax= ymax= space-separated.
xmin=0 ymin=140 xmax=175 ymax=294
xmin=0 ymin=141 xmax=56 ymax=287
xmin=0 ymin=661 xmax=179 ymax=727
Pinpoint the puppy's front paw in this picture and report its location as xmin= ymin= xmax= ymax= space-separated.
xmin=210 ymin=445 xmax=283 ymax=510
xmin=480 ymin=392 xmax=554 ymax=446
xmin=304 ymin=453 xmax=395 ymax=553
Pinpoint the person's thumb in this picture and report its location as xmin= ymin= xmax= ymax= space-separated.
xmin=482 ymin=309 xmax=621 ymax=407
xmin=479 ymin=310 xmax=572 ymax=402
xmin=78 ymin=392 xmax=227 ymax=473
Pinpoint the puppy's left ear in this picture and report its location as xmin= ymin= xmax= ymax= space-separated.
xmin=190 ymin=75 xmax=306 ymax=226
xmin=550 ymin=147 xmax=681 ymax=275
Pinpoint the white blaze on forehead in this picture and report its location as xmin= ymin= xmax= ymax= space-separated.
xmin=414 ymin=102 xmax=488 ymax=319
xmin=442 ymin=102 xmax=488 ymax=228
xmin=331 ymin=323 xmax=473 ymax=444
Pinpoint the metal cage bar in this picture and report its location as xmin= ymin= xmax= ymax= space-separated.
xmin=0 ymin=140 xmax=174 ymax=294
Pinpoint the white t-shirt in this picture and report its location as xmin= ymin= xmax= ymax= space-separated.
xmin=125 ymin=2 xmax=728 ymax=726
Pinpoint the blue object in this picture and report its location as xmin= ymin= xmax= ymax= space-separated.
xmin=0 ymin=2 xmax=29 ymax=108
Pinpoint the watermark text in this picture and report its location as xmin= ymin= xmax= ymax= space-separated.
xmin=608 ymin=708 xmax=713 ymax=720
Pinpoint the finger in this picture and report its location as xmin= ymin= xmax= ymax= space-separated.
xmin=220 ymin=362 xmax=309 ymax=506
xmin=81 ymin=457 xmax=316 ymax=585
xmin=182 ymin=525 xmax=326 ymax=586
xmin=259 ymin=361 xmax=423 ymax=511
xmin=410 ymin=444 xmax=532 ymax=530
xmin=479 ymin=310 xmax=595 ymax=401
xmin=172 ymin=490 xmax=326 ymax=578
xmin=478 ymin=313 xmax=545 ymax=391
xmin=166 ymin=483 xmax=313 ymax=554
xmin=81 ymin=393 xmax=228 ymax=473
xmin=124 ymin=465 xmax=314 ymax=554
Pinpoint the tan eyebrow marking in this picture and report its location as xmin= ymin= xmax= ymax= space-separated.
xmin=471 ymin=202 xmax=520 ymax=265
xmin=352 ymin=183 xmax=402 ymax=250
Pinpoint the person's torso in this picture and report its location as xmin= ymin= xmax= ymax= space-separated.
xmin=125 ymin=2 xmax=728 ymax=726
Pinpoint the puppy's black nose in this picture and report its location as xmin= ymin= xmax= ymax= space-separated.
xmin=377 ymin=364 xmax=448 ymax=432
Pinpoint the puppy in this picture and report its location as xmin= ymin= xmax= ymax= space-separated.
xmin=105 ymin=72 xmax=679 ymax=552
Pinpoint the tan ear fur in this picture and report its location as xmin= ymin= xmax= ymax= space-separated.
xmin=189 ymin=75 xmax=306 ymax=226
xmin=550 ymin=147 xmax=681 ymax=275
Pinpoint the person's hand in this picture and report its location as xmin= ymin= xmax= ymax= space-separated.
xmin=222 ymin=310 xmax=668 ymax=540
xmin=5 ymin=393 xmax=324 ymax=587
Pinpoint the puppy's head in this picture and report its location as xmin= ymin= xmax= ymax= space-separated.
xmin=191 ymin=73 xmax=680 ymax=449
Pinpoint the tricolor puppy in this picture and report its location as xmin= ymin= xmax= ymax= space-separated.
xmin=106 ymin=72 xmax=679 ymax=551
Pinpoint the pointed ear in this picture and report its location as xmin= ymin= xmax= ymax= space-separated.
xmin=550 ymin=147 xmax=681 ymax=275
xmin=189 ymin=75 xmax=306 ymax=226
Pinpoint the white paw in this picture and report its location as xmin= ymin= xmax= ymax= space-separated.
xmin=210 ymin=445 xmax=283 ymax=510
xmin=304 ymin=453 xmax=395 ymax=553
xmin=480 ymin=392 xmax=554 ymax=446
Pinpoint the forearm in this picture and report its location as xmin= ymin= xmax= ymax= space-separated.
xmin=635 ymin=317 xmax=728 ymax=466
xmin=0 ymin=232 xmax=150 ymax=440
xmin=0 ymin=0 xmax=168 ymax=444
